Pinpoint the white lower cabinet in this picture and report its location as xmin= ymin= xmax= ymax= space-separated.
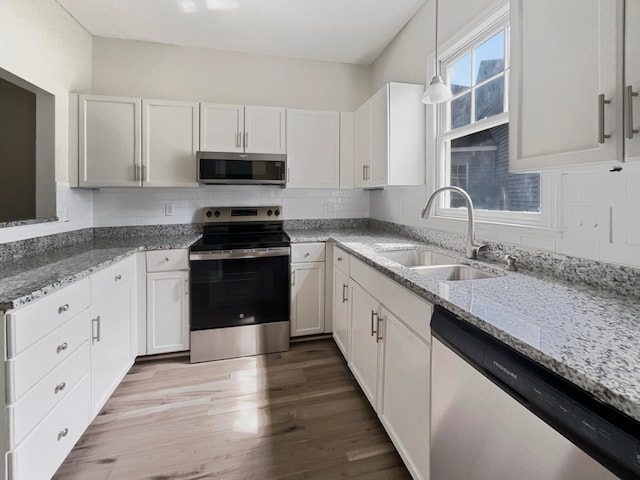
xmin=89 ymin=256 xmax=136 ymax=418
xmin=290 ymin=243 xmax=326 ymax=337
xmin=146 ymin=270 xmax=190 ymax=354
xmin=379 ymin=307 xmax=430 ymax=480
xmin=333 ymin=247 xmax=431 ymax=480
xmin=145 ymin=249 xmax=190 ymax=355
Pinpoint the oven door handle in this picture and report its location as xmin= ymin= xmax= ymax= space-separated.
xmin=190 ymin=247 xmax=290 ymax=261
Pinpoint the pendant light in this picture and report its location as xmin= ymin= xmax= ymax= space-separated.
xmin=421 ymin=0 xmax=452 ymax=104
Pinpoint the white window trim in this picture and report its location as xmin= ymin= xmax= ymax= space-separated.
xmin=425 ymin=0 xmax=560 ymax=230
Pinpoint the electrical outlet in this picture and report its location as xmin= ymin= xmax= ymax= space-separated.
xmin=567 ymin=205 xmax=611 ymax=242
xmin=327 ymin=201 xmax=335 ymax=213
xmin=165 ymin=203 xmax=174 ymax=216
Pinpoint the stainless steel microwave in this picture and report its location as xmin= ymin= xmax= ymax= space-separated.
xmin=197 ymin=151 xmax=286 ymax=186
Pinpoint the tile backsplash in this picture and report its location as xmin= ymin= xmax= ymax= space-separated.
xmin=92 ymin=186 xmax=370 ymax=227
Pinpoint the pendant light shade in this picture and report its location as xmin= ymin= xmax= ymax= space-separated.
xmin=421 ymin=0 xmax=452 ymax=105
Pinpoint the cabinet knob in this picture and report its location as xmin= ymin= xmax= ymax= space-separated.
xmin=304 ymin=252 xmax=310 ymax=257
xmin=337 ymin=256 xmax=343 ymax=261
xmin=54 ymin=382 xmax=67 ymax=394
xmin=56 ymin=342 xmax=68 ymax=354
xmin=164 ymin=257 xmax=170 ymax=262
xmin=115 ymin=274 xmax=122 ymax=281
xmin=58 ymin=304 xmax=69 ymax=314
xmin=57 ymin=428 xmax=69 ymax=441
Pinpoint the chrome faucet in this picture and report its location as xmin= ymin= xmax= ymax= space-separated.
xmin=421 ymin=186 xmax=485 ymax=259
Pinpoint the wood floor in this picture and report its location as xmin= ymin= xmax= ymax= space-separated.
xmin=54 ymin=340 xmax=412 ymax=479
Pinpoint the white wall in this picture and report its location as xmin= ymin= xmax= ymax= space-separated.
xmin=92 ymin=37 xmax=371 ymax=112
xmin=0 ymin=0 xmax=93 ymax=243
xmin=92 ymin=187 xmax=369 ymax=227
xmin=368 ymin=0 xmax=640 ymax=268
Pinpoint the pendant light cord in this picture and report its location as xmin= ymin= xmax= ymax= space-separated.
xmin=434 ymin=0 xmax=440 ymax=76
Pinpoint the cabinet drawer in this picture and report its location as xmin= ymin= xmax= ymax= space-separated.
xmin=8 ymin=342 xmax=89 ymax=447
xmin=333 ymin=246 xmax=350 ymax=274
xmin=146 ymin=249 xmax=189 ymax=273
xmin=6 ymin=310 xmax=90 ymax=403
xmin=291 ymin=243 xmax=325 ymax=263
xmin=91 ymin=254 xmax=136 ymax=302
xmin=8 ymin=375 xmax=90 ymax=480
xmin=6 ymin=278 xmax=90 ymax=358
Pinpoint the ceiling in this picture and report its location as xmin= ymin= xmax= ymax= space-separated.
xmin=56 ymin=0 xmax=427 ymax=65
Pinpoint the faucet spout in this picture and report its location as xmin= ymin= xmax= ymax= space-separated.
xmin=421 ymin=186 xmax=485 ymax=259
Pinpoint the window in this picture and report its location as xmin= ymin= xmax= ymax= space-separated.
xmin=432 ymin=3 xmax=546 ymax=226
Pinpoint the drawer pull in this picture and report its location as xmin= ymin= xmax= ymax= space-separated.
xmin=165 ymin=257 xmax=170 ymax=262
xmin=115 ymin=274 xmax=122 ymax=281
xmin=57 ymin=428 xmax=69 ymax=441
xmin=56 ymin=342 xmax=68 ymax=354
xmin=304 ymin=252 xmax=310 ymax=257
xmin=54 ymin=382 xmax=67 ymax=394
xmin=58 ymin=304 xmax=70 ymax=314
xmin=92 ymin=316 xmax=101 ymax=343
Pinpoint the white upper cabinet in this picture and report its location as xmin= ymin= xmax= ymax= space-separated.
xmin=79 ymin=95 xmax=141 ymax=188
xmin=625 ymin=0 xmax=640 ymax=161
xmin=77 ymin=95 xmax=199 ymax=187
xmin=354 ymin=82 xmax=425 ymax=188
xmin=509 ymin=0 xmax=625 ymax=171
xmin=286 ymin=109 xmax=340 ymax=188
xmin=142 ymin=99 xmax=199 ymax=187
xmin=200 ymin=103 xmax=244 ymax=152
xmin=200 ymin=104 xmax=286 ymax=154
xmin=244 ymin=105 xmax=286 ymax=154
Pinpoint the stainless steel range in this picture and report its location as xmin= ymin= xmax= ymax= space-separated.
xmin=189 ymin=206 xmax=290 ymax=363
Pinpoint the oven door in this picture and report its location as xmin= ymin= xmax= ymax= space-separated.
xmin=189 ymin=248 xmax=290 ymax=330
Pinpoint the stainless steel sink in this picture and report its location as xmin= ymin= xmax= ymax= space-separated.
xmin=411 ymin=265 xmax=498 ymax=281
xmin=380 ymin=249 xmax=458 ymax=268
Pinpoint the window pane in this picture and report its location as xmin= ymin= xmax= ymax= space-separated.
xmin=475 ymin=75 xmax=504 ymax=121
xmin=451 ymin=93 xmax=471 ymax=129
xmin=474 ymin=30 xmax=505 ymax=83
xmin=449 ymin=53 xmax=471 ymax=94
xmin=448 ymin=124 xmax=540 ymax=212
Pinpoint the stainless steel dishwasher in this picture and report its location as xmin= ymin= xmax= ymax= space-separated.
xmin=431 ymin=307 xmax=640 ymax=480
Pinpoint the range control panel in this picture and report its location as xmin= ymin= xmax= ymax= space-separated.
xmin=203 ymin=206 xmax=282 ymax=223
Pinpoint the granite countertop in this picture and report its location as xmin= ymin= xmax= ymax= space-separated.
xmin=0 ymin=234 xmax=201 ymax=310
xmin=288 ymin=228 xmax=640 ymax=424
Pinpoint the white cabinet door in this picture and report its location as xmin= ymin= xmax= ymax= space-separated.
xmin=332 ymin=268 xmax=350 ymax=360
xmin=290 ymin=262 xmax=325 ymax=337
xmin=349 ymin=281 xmax=380 ymax=407
xmin=368 ymin=86 xmax=389 ymax=187
xmin=142 ymin=99 xmax=199 ymax=187
xmin=510 ymin=0 xmax=623 ymax=171
xmin=79 ymin=95 xmax=141 ymax=187
xmin=379 ymin=307 xmax=430 ymax=480
xmin=146 ymin=270 xmax=189 ymax=355
xmin=626 ymin=0 xmax=640 ymax=161
xmin=200 ymin=103 xmax=244 ymax=152
xmin=339 ymin=112 xmax=355 ymax=189
xmin=354 ymin=101 xmax=370 ymax=188
xmin=244 ymin=105 xmax=286 ymax=154
xmin=286 ymin=109 xmax=340 ymax=188
xmin=89 ymin=280 xmax=134 ymax=417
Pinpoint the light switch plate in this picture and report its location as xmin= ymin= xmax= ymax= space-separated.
xmin=566 ymin=205 xmax=611 ymax=243
xmin=165 ymin=203 xmax=174 ymax=216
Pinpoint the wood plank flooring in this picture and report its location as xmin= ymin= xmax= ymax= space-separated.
xmin=54 ymin=340 xmax=412 ymax=479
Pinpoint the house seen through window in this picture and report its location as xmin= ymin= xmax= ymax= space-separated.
xmin=436 ymin=11 xmax=541 ymax=219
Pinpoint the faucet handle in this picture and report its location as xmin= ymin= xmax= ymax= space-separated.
xmin=504 ymin=255 xmax=518 ymax=272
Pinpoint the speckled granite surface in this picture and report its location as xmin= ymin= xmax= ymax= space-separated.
xmin=0 ymin=217 xmax=58 ymax=229
xmin=288 ymin=228 xmax=640 ymax=423
xmin=0 ymin=228 xmax=93 ymax=262
xmin=0 ymin=234 xmax=200 ymax=310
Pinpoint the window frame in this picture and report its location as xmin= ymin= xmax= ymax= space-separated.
xmin=428 ymin=0 xmax=556 ymax=228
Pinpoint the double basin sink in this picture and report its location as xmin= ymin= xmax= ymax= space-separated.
xmin=379 ymin=248 xmax=497 ymax=281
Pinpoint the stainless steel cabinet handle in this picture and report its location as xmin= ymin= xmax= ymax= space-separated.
xmin=56 ymin=342 xmax=68 ymax=354
xmin=362 ymin=164 xmax=366 ymax=181
xmin=135 ymin=164 xmax=140 ymax=181
xmin=292 ymin=270 xmax=296 ymax=286
xmin=598 ymin=93 xmax=612 ymax=144
xmin=245 ymin=131 xmax=249 ymax=149
xmin=626 ymin=85 xmax=639 ymax=140
xmin=57 ymin=428 xmax=69 ymax=441
xmin=92 ymin=316 xmax=101 ymax=343
xmin=115 ymin=274 xmax=122 ymax=281
xmin=342 ymin=283 xmax=348 ymax=303
xmin=58 ymin=304 xmax=69 ymax=314
xmin=142 ymin=164 xmax=147 ymax=182
xmin=371 ymin=310 xmax=378 ymax=337
xmin=287 ymin=168 xmax=291 ymax=183
xmin=237 ymin=132 xmax=242 ymax=149
xmin=185 ymin=279 xmax=189 ymax=296
xmin=54 ymin=382 xmax=66 ymax=394
xmin=376 ymin=315 xmax=383 ymax=343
